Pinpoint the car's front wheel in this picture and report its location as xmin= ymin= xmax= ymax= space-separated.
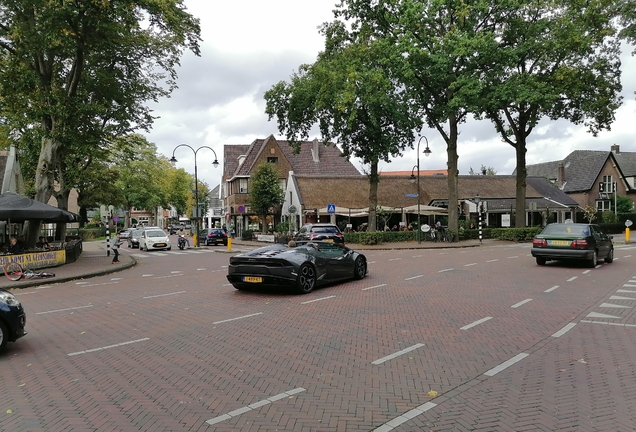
xmin=0 ymin=320 xmax=8 ymax=351
xmin=296 ymin=263 xmax=316 ymax=294
xmin=353 ymin=256 xmax=367 ymax=279
xmin=536 ymin=257 xmax=546 ymax=266
xmin=605 ymin=248 xmax=614 ymax=263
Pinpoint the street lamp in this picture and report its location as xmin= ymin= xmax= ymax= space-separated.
xmin=170 ymin=144 xmax=219 ymax=247
xmin=409 ymin=136 xmax=431 ymax=243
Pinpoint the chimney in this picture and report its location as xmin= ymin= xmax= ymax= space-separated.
xmin=311 ymin=138 xmax=320 ymax=162
xmin=611 ymin=144 xmax=620 ymax=154
xmin=557 ymin=161 xmax=565 ymax=187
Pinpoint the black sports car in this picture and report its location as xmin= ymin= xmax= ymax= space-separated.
xmin=227 ymin=241 xmax=367 ymax=294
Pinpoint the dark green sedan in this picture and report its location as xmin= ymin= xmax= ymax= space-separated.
xmin=531 ymin=223 xmax=613 ymax=267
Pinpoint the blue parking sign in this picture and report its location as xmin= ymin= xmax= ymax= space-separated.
xmin=327 ymin=204 xmax=336 ymax=214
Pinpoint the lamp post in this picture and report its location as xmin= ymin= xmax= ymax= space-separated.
xmin=475 ymin=194 xmax=483 ymax=245
xmin=170 ymin=144 xmax=219 ymax=247
xmin=409 ymin=136 xmax=432 ymax=243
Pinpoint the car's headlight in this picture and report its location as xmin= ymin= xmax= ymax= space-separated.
xmin=0 ymin=291 xmax=21 ymax=307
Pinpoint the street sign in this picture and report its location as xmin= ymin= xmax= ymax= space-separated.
xmin=238 ymin=205 xmax=245 ymax=213
xmin=626 ymin=219 xmax=633 ymax=227
xmin=327 ymin=204 xmax=336 ymax=214
xmin=113 ymin=216 xmax=119 ymax=222
xmin=405 ymin=193 xmax=418 ymax=198
xmin=289 ymin=205 xmax=297 ymax=214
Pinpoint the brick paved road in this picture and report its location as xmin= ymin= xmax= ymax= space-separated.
xmin=1 ymin=242 xmax=635 ymax=431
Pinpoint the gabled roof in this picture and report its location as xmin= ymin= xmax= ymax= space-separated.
xmin=613 ymin=152 xmax=636 ymax=177
xmin=224 ymin=135 xmax=360 ymax=180
xmin=524 ymin=150 xmax=620 ymax=193
xmin=293 ymin=174 xmax=577 ymax=210
xmin=380 ymin=169 xmax=448 ymax=176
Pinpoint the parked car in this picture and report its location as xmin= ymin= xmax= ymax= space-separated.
xmin=118 ymin=229 xmax=131 ymax=239
xmin=200 ymin=228 xmax=228 ymax=246
xmin=127 ymin=229 xmax=143 ymax=248
xmin=531 ymin=223 xmax=614 ymax=267
xmin=0 ymin=288 xmax=27 ymax=351
xmin=139 ymin=229 xmax=171 ymax=251
xmin=227 ymin=240 xmax=367 ymax=294
xmin=294 ymin=223 xmax=345 ymax=245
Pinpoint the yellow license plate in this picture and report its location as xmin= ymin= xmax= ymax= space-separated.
xmin=155 ymin=243 xmax=166 ymax=247
xmin=323 ymin=239 xmax=333 ymax=242
xmin=243 ymin=276 xmax=262 ymax=283
xmin=550 ymin=240 xmax=571 ymax=246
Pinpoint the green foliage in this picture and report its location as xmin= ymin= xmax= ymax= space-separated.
xmin=601 ymin=211 xmax=617 ymax=223
xmin=616 ymin=195 xmax=634 ymax=213
xmin=249 ymin=163 xmax=284 ymax=232
xmin=275 ymin=220 xmax=291 ymax=234
xmin=241 ymin=229 xmax=256 ymax=241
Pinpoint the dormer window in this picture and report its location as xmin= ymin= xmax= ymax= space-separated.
xmin=267 ymin=156 xmax=279 ymax=163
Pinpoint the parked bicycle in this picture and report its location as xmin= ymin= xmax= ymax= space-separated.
xmin=4 ymin=262 xmax=55 ymax=281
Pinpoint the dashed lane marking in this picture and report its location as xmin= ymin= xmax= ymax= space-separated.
xmin=439 ymin=268 xmax=453 ymax=273
xmin=460 ymin=316 xmax=492 ymax=330
xmin=464 ymin=263 xmax=477 ymax=267
xmin=545 ymin=285 xmax=559 ymax=293
xmin=362 ymin=284 xmax=387 ymax=291
xmin=143 ymin=291 xmax=186 ymax=299
xmin=301 ymin=296 xmax=336 ymax=304
xmin=36 ymin=305 xmax=93 ymax=315
xmin=371 ymin=343 xmax=426 ymax=365
xmin=213 ymin=312 xmax=263 ymax=325
xmin=68 ymin=338 xmax=149 ymax=356
xmin=567 ymin=276 xmax=577 ymax=282
xmin=511 ymin=299 xmax=532 ymax=308
xmin=486 ymin=259 xmax=498 ymax=262
xmin=405 ymin=275 xmax=424 ymax=280
xmin=372 ymin=402 xmax=438 ymax=432
xmin=483 ymin=353 xmax=529 ymax=376
xmin=582 ymin=270 xmax=591 ymax=274
xmin=205 ymin=387 xmax=306 ymax=426
xmin=552 ymin=323 xmax=576 ymax=337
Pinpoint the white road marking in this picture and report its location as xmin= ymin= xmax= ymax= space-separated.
xmin=464 ymin=263 xmax=477 ymax=267
xmin=624 ymin=255 xmax=631 ymax=258
xmin=587 ymin=312 xmax=621 ymax=319
xmin=372 ymin=402 xmax=437 ymax=432
xmin=405 ymin=275 xmax=424 ymax=280
xmin=439 ymin=268 xmax=453 ymax=273
xmin=599 ymin=303 xmax=632 ymax=309
xmin=171 ymin=271 xmax=183 ymax=274
xmin=609 ymin=295 xmax=636 ymax=301
xmin=301 ymin=296 xmax=336 ymax=304
xmin=581 ymin=320 xmax=636 ymax=328
xmin=460 ymin=316 xmax=492 ymax=330
xmin=205 ymin=387 xmax=306 ymax=426
xmin=75 ymin=282 xmax=90 ymax=285
xmin=389 ymin=258 xmax=401 ymax=261
xmin=68 ymin=338 xmax=149 ymax=356
xmin=567 ymin=276 xmax=577 ymax=282
xmin=483 ymin=353 xmax=529 ymax=376
xmin=13 ymin=291 xmax=37 ymax=295
xmin=551 ymin=323 xmax=576 ymax=337
xmin=35 ymin=285 xmax=53 ymax=290
xmin=110 ymin=277 xmax=124 ymax=281
xmin=143 ymin=291 xmax=186 ymax=299
xmin=371 ymin=343 xmax=425 ymax=365
xmin=618 ymin=289 xmax=636 ymax=293
xmin=511 ymin=299 xmax=532 ymax=308
xmin=544 ymin=285 xmax=559 ymax=293
xmin=83 ymin=282 xmax=119 ymax=287
xmin=36 ymin=305 xmax=93 ymax=315
xmin=213 ymin=312 xmax=263 ymax=324
xmin=623 ymin=284 xmax=636 ymax=288
xmin=362 ymin=284 xmax=387 ymax=291
xmin=582 ymin=270 xmax=591 ymax=274
xmin=507 ymin=256 xmax=518 ymax=259
xmin=197 ymin=268 xmax=207 ymax=271
xmin=486 ymin=259 xmax=498 ymax=262
xmin=142 ymin=274 xmax=154 ymax=277
xmin=153 ymin=274 xmax=183 ymax=280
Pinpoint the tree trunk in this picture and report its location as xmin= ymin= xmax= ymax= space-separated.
xmin=27 ymin=136 xmax=59 ymax=245
xmin=368 ymin=161 xmax=379 ymax=232
xmin=515 ymin=142 xmax=527 ymax=228
xmin=447 ymin=115 xmax=460 ymax=240
xmin=55 ymin=188 xmax=70 ymax=241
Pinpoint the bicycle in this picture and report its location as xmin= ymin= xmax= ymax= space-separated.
xmin=4 ymin=262 xmax=55 ymax=281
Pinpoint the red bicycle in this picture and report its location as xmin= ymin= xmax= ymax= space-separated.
xmin=4 ymin=262 xmax=55 ymax=281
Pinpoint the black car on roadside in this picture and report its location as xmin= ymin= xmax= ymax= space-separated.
xmin=294 ymin=223 xmax=345 ymax=245
xmin=200 ymin=228 xmax=228 ymax=246
xmin=127 ymin=229 xmax=143 ymax=248
xmin=0 ymin=288 xmax=27 ymax=351
xmin=531 ymin=222 xmax=614 ymax=267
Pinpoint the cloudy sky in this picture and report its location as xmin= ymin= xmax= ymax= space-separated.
xmin=146 ymin=0 xmax=636 ymax=189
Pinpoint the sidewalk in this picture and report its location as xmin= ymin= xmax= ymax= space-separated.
xmin=1 ymin=233 xmax=628 ymax=290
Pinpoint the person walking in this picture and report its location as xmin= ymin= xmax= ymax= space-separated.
xmin=111 ymin=232 xmax=122 ymax=264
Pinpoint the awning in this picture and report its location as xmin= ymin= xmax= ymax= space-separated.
xmin=0 ymin=192 xmax=79 ymax=222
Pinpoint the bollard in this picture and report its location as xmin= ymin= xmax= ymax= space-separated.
xmin=627 ymin=227 xmax=630 ymax=243
xmin=227 ymin=237 xmax=232 ymax=252
xmin=106 ymin=228 xmax=110 ymax=257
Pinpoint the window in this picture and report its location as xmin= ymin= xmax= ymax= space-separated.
xmin=596 ymin=200 xmax=612 ymax=211
xmin=601 ymin=175 xmax=614 ymax=193
xmin=239 ymin=178 xmax=248 ymax=194
xmin=267 ymin=156 xmax=279 ymax=163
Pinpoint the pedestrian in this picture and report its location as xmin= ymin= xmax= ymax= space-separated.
xmin=8 ymin=237 xmax=22 ymax=254
xmin=111 ymin=232 xmax=122 ymax=264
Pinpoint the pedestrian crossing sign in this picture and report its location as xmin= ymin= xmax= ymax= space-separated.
xmin=327 ymin=204 xmax=336 ymax=214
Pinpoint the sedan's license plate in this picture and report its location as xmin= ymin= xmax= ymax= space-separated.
xmin=323 ymin=239 xmax=334 ymax=242
xmin=243 ymin=276 xmax=262 ymax=283
xmin=155 ymin=243 xmax=166 ymax=247
xmin=550 ymin=240 xmax=570 ymax=246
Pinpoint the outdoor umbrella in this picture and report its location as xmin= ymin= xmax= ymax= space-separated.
xmin=0 ymin=192 xmax=79 ymax=222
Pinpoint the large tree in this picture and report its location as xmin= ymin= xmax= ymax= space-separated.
xmin=0 ymin=0 xmax=201 ymax=237
xmin=265 ymin=21 xmax=423 ymax=231
xmin=249 ymin=163 xmax=284 ymax=234
xmin=474 ymin=0 xmax=624 ymax=227
xmin=335 ymin=0 xmax=500 ymax=238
